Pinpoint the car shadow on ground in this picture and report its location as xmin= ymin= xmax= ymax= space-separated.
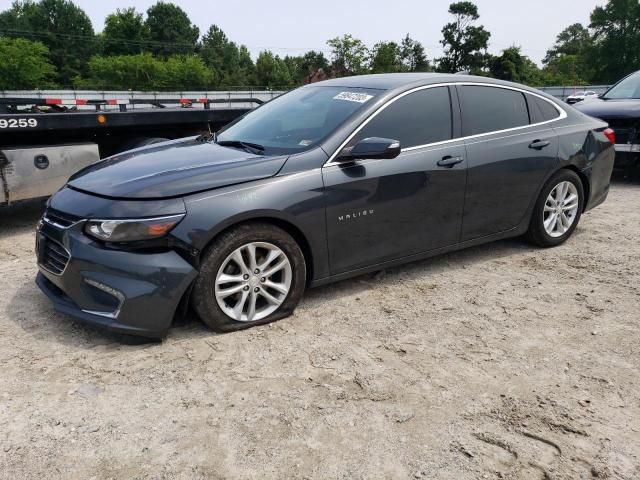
xmin=5 ymin=234 xmax=535 ymax=349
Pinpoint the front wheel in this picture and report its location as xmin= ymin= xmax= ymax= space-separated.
xmin=192 ymin=223 xmax=306 ymax=332
xmin=526 ymin=169 xmax=584 ymax=247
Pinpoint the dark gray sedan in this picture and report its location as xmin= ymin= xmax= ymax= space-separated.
xmin=36 ymin=73 xmax=615 ymax=339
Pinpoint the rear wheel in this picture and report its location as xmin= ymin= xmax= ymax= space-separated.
xmin=526 ymin=169 xmax=584 ymax=247
xmin=192 ymin=223 xmax=306 ymax=332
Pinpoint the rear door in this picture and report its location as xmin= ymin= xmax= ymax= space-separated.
xmin=322 ymin=86 xmax=467 ymax=275
xmin=457 ymin=85 xmax=560 ymax=241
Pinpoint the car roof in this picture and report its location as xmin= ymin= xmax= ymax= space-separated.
xmin=308 ymin=73 xmax=537 ymax=92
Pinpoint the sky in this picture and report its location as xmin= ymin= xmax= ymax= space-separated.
xmin=0 ymin=0 xmax=605 ymax=65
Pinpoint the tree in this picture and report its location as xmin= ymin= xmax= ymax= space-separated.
xmin=237 ymin=45 xmax=257 ymax=86
xmin=542 ymin=23 xmax=594 ymax=84
xmin=200 ymin=25 xmax=255 ymax=87
xmin=0 ymin=37 xmax=56 ymax=89
xmin=101 ymin=8 xmax=148 ymax=56
xmin=160 ymin=55 xmax=213 ymax=89
xmin=588 ymin=0 xmax=640 ymax=83
xmin=370 ymin=41 xmax=403 ymax=73
xmin=488 ymin=47 xmax=544 ymax=85
xmin=438 ymin=1 xmax=491 ymax=74
xmin=543 ymin=54 xmax=592 ymax=86
xmin=81 ymin=53 xmax=213 ymax=90
xmin=544 ymin=23 xmax=592 ymax=64
xmin=284 ymin=50 xmax=329 ymax=84
xmin=400 ymin=34 xmax=430 ymax=72
xmin=81 ymin=53 xmax=164 ymax=90
xmin=0 ymin=0 xmax=40 ymax=34
xmin=145 ymin=2 xmax=199 ymax=57
xmin=255 ymin=51 xmax=292 ymax=88
xmin=327 ymin=34 xmax=369 ymax=76
xmin=0 ymin=0 xmax=95 ymax=86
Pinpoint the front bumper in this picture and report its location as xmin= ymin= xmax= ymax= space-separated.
xmin=35 ymin=219 xmax=198 ymax=338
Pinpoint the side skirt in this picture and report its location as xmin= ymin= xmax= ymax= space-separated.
xmin=308 ymin=223 xmax=529 ymax=289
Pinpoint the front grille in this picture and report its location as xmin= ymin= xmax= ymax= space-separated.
xmin=43 ymin=208 xmax=82 ymax=229
xmin=39 ymin=235 xmax=70 ymax=275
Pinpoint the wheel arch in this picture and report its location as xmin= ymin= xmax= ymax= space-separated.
xmin=198 ymin=213 xmax=315 ymax=286
xmin=560 ymin=165 xmax=591 ymax=212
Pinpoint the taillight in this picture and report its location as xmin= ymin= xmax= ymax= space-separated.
xmin=604 ymin=128 xmax=616 ymax=145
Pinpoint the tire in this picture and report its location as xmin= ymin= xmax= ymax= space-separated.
xmin=526 ymin=169 xmax=584 ymax=248
xmin=192 ymin=223 xmax=306 ymax=332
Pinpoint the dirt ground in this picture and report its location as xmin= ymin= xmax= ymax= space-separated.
xmin=0 ymin=177 xmax=638 ymax=480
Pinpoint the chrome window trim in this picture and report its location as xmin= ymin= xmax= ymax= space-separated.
xmin=323 ymin=81 xmax=568 ymax=167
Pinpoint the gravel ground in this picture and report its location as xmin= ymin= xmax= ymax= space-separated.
xmin=0 ymin=177 xmax=638 ymax=479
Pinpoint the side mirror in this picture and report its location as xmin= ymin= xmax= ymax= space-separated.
xmin=338 ymin=137 xmax=401 ymax=161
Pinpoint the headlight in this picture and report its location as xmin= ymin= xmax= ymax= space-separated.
xmin=84 ymin=214 xmax=185 ymax=242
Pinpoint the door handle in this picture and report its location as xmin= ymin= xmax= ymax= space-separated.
xmin=529 ymin=140 xmax=551 ymax=150
xmin=437 ymin=155 xmax=464 ymax=168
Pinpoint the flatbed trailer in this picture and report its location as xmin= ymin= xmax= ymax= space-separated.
xmin=0 ymin=91 xmax=278 ymax=205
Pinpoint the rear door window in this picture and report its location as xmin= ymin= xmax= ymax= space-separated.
xmin=459 ymin=86 xmax=530 ymax=136
xmin=351 ymin=87 xmax=453 ymax=149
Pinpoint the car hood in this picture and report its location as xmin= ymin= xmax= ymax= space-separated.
xmin=68 ymin=138 xmax=288 ymax=199
xmin=574 ymin=98 xmax=640 ymax=120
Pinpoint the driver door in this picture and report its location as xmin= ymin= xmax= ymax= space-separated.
xmin=322 ymin=86 xmax=468 ymax=275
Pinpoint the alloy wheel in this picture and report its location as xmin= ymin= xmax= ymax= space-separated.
xmin=215 ymin=242 xmax=292 ymax=322
xmin=543 ymin=181 xmax=579 ymax=238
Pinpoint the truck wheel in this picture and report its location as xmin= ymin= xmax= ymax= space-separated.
xmin=192 ymin=223 xmax=306 ymax=332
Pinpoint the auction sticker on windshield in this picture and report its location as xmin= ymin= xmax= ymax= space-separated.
xmin=333 ymin=92 xmax=374 ymax=103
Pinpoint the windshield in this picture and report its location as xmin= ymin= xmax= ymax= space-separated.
xmin=603 ymin=71 xmax=640 ymax=100
xmin=216 ymin=86 xmax=382 ymax=155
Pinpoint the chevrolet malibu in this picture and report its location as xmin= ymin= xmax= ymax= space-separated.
xmin=36 ymin=74 xmax=615 ymax=339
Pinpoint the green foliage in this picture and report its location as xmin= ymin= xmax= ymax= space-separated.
xmin=1 ymin=0 xmax=639 ymax=90
xmin=488 ymin=47 xmax=545 ymax=86
xmin=101 ymin=8 xmax=148 ymax=56
xmin=438 ymin=1 xmax=491 ymax=74
xmin=255 ymin=51 xmax=292 ymax=88
xmin=283 ymin=51 xmax=329 ymax=84
xmin=327 ymin=34 xmax=370 ymax=76
xmin=0 ymin=1 xmax=39 ymax=34
xmin=544 ymin=23 xmax=593 ymax=63
xmin=0 ymin=36 xmax=56 ymax=89
xmin=160 ymin=55 xmax=214 ymax=89
xmin=0 ymin=0 xmax=94 ymax=86
xmin=81 ymin=53 xmax=164 ymax=90
xmin=400 ymin=35 xmax=430 ymax=72
xmin=370 ymin=42 xmax=403 ymax=73
xmin=145 ymin=2 xmax=199 ymax=57
xmin=370 ymin=36 xmax=431 ymax=74
xmin=200 ymin=25 xmax=256 ymax=87
xmin=80 ymin=53 xmax=213 ymax=90
xmin=588 ymin=0 xmax=640 ymax=83
xmin=542 ymin=23 xmax=594 ymax=84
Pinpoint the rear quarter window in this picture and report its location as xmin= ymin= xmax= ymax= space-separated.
xmin=532 ymin=95 xmax=561 ymax=122
xmin=460 ymin=86 xmax=530 ymax=136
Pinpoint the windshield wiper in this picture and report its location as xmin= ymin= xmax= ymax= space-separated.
xmin=216 ymin=139 xmax=265 ymax=155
